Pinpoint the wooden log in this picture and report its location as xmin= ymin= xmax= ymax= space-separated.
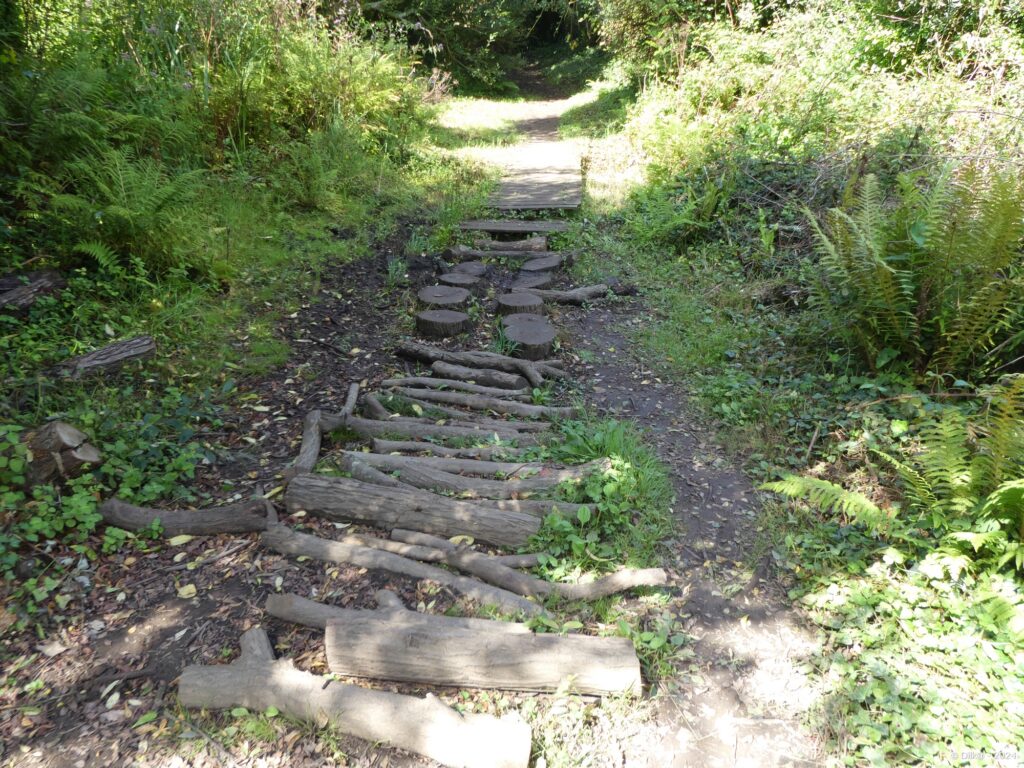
xmin=179 ymin=627 xmax=531 ymax=768
xmin=362 ymin=393 xmax=392 ymax=420
xmin=381 ymin=376 xmax=532 ymax=401
xmin=282 ymin=410 xmax=322 ymax=481
xmin=444 ymin=245 xmax=541 ymax=261
xmin=389 ymin=395 xmax=552 ymax=434
xmin=340 ymin=381 xmax=361 ymax=418
xmin=496 ymin=292 xmax=543 ymax=316
xmin=325 ymin=616 xmax=642 ymax=696
xmin=532 ymin=285 xmax=610 ymax=305
xmin=320 ymin=413 xmax=534 ymax=445
xmin=418 ymin=285 xmax=469 ymax=309
xmin=390 ymin=387 xmax=573 ymax=419
xmin=493 ymin=553 xmax=543 ymax=569
xmin=22 ymin=421 xmax=102 ymax=486
xmin=438 ymin=273 xmax=480 ymax=289
xmin=266 ymin=591 xmax=531 ymax=634
xmin=501 ymin=313 xmax=552 ymax=330
xmin=431 ymin=361 xmax=529 ymax=390
xmin=283 ymin=475 xmax=540 ymax=547
xmin=452 ymin=261 xmax=489 ymax=277
xmin=341 ymin=451 xmax=555 ymax=479
xmin=0 ymin=270 xmax=65 ymax=311
xmin=510 ymin=273 xmax=553 ymax=291
xmin=262 ymin=525 xmax=541 ymax=615
xmin=505 ymin=322 xmax=556 ymax=361
xmin=475 ymin=498 xmax=593 ymax=518
xmin=99 ymin=497 xmax=268 ymax=535
xmin=473 ymin=235 xmax=547 ymax=252
xmin=393 ymin=530 xmax=669 ymax=601
xmin=460 ymin=219 xmax=568 ymax=234
xmin=520 ymin=254 xmax=564 ymax=272
xmin=397 ymin=341 xmax=567 ymax=386
xmin=416 ymin=309 xmax=471 ymax=338
xmin=62 ymin=335 xmax=156 ymax=379
xmin=370 ymin=440 xmax=521 ymax=460
xmin=349 ymin=459 xmax=409 ymax=488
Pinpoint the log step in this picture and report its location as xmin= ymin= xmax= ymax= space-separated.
xmin=417 ymin=285 xmax=469 ymax=309
xmin=510 ymin=273 xmax=553 ymax=291
xmin=460 ymin=219 xmax=569 ymax=234
xmin=416 ymin=309 xmax=471 ymax=338
xmin=474 ymin=236 xmax=547 ymax=252
xmin=453 ymin=261 xmax=489 ymax=276
xmin=439 ymin=273 xmax=481 ymax=289
xmin=505 ymin=322 xmax=556 ymax=361
xmin=497 ymin=292 xmax=543 ymax=316
xmin=520 ymin=254 xmax=565 ymax=272
xmin=501 ymin=312 xmax=552 ymax=330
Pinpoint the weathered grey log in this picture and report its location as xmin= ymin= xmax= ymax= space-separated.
xmin=266 ymin=591 xmax=531 ymax=634
xmin=460 ymin=219 xmax=568 ymax=235
xmin=431 ymin=361 xmax=529 ymax=390
xmin=371 ymin=440 xmax=522 ymax=460
xmin=418 ymin=285 xmax=469 ymax=309
xmin=397 ymin=341 xmax=567 ymax=387
xmin=282 ymin=410 xmax=322 ymax=481
xmin=520 ymin=254 xmax=565 ymax=272
xmin=390 ymin=387 xmax=573 ymax=420
xmin=179 ymin=627 xmax=531 ymax=768
xmin=341 ymin=451 xmax=558 ymax=479
xmin=23 ymin=421 xmax=102 ymax=486
xmin=445 ymin=245 xmax=544 ymax=261
xmin=474 ymin=235 xmax=547 ymax=252
xmin=438 ymin=273 xmax=480 ymax=289
xmin=99 ymin=497 xmax=268 ymax=535
xmin=505 ymin=322 xmax=557 ymax=361
xmin=320 ymin=413 xmax=535 ymax=445
xmin=475 ymin=497 xmax=594 ymax=518
xmin=493 ymin=553 xmax=543 ymax=569
xmin=333 ymin=530 xmax=447 ymax=562
xmin=62 ymin=335 xmax=156 ymax=379
xmin=0 ymin=270 xmax=65 ymax=311
xmin=496 ymin=292 xmax=543 ymax=316
xmin=416 ymin=309 xmax=471 ymax=338
xmin=340 ymin=381 xmax=361 ymax=418
xmin=452 ymin=261 xmax=489 ymax=277
xmin=262 ymin=525 xmax=541 ymax=615
xmin=283 ymin=475 xmax=540 ymax=547
xmin=381 ymin=376 xmax=532 ymax=401
xmin=389 ymin=395 xmax=552 ymax=435
xmin=349 ymin=459 xmax=409 ymax=488
xmin=501 ymin=313 xmax=552 ymax=330
xmin=393 ymin=530 xmax=669 ymax=601
xmin=510 ymin=273 xmax=553 ymax=292
xmin=325 ymin=616 xmax=642 ymax=695
xmin=362 ymin=393 xmax=393 ymax=421
xmin=531 ymin=285 xmax=610 ymax=305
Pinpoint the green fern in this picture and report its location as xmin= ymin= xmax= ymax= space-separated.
xmin=761 ymin=476 xmax=885 ymax=528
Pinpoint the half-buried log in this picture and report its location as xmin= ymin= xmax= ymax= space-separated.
xmin=62 ymin=335 xmax=156 ymax=379
xmin=381 ymin=376 xmax=532 ymax=400
xmin=532 ymin=285 xmax=610 ymax=305
xmin=0 ymin=270 xmax=65 ymax=312
xmin=418 ymin=285 xmax=469 ymax=309
xmin=179 ymin=627 xmax=531 ymax=768
xmin=325 ymin=615 xmax=642 ymax=695
xmin=416 ymin=309 xmax=471 ymax=339
xmin=438 ymin=273 xmax=480 ymax=289
xmin=267 ymin=590 xmax=531 ymax=635
xmin=505 ymin=322 xmax=556 ymax=361
xmin=520 ymin=254 xmax=565 ymax=272
xmin=474 ymin=235 xmax=547 ymax=252
xmin=389 ymin=387 xmax=573 ymax=419
xmin=370 ymin=440 xmax=522 ymax=460
xmin=396 ymin=341 xmax=567 ymax=387
xmin=430 ymin=361 xmax=529 ymax=390
xmin=452 ymin=261 xmax=489 ymax=277
xmin=261 ymin=525 xmax=541 ymax=615
xmin=496 ymin=292 xmax=543 ymax=316
xmin=283 ymin=474 xmax=540 ymax=547
xmin=23 ymin=421 xmax=103 ymax=486
xmin=99 ymin=497 xmax=269 ymax=535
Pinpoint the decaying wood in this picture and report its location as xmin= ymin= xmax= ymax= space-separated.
xmin=349 ymin=459 xmax=409 ymax=488
xmin=384 ymin=395 xmax=552 ymax=434
xmin=393 ymin=530 xmax=669 ymax=601
xmin=389 ymin=387 xmax=574 ymax=419
xmin=362 ymin=393 xmax=392 ymax=420
xmin=0 ymin=270 xmax=65 ymax=312
xmin=283 ymin=474 xmax=540 ymax=547
xmin=282 ymin=410 xmax=322 ymax=481
xmin=23 ymin=421 xmax=102 ymax=486
xmin=267 ymin=591 xmax=531 ymax=634
xmin=262 ymin=525 xmax=541 ymax=616
xmin=381 ymin=376 xmax=532 ymax=401
xmin=430 ymin=361 xmax=530 ymax=390
xmin=445 ymin=245 xmax=546 ymax=261
xmin=179 ymin=627 xmax=531 ymax=768
xmin=370 ymin=439 xmax=522 ymax=460
xmin=397 ymin=341 xmax=567 ymax=387
xmin=325 ymin=615 xmax=641 ymax=696
xmin=452 ymin=261 xmax=489 ymax=277
xmin=438 ymin=273 xmax=481 ymax=289
xmin=531 ymin=285 xmax=610 ymax=305
xmin=62 ymin=335 xmax=156 ymax=379
xmin=99 ymin=497 xmax=268 ymax=535
xmin=340 ymin=382 xmax=361 ymax=418
xmin=510 ymin=273 xmax=553 ymax=291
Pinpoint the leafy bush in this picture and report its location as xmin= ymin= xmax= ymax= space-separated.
xmin=807 ymin=166 xmax=1024 ymax=379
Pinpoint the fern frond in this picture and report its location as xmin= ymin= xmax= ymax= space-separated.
xmin=761 ymin=475 xmax=884 ymax=527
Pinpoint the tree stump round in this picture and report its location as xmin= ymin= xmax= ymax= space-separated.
xmin=520 ymin=254 xmax=563 ymax=273
xmin=505 ymin=323 xmax=556 ymax=361
xmin=439 ymin=273 xmax=481 ymax=289
xmin=418 ymin=285 xmax=470 ymax=309
xmin=453 ymin=261 xmax=489 ymax=277
xmin=510 ymin=273 xmax=552 ymax=291
xmin=501 ymin=313 xmax=551 ymax=330
xmin=496 ymin=293 xmax=543 ymax=316
xmin=416 ymin=310 xmax=471 ymax=339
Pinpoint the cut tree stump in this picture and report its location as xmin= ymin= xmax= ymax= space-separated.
xmin=430 ymin=361 xmax=529 ymax=390
xmin=0 ymin=270 xmax=65 ymax=312
xmin=520 ymin=254 xmax=564 ymax=272
xmin=416 ymin=310 xmax=471 ymax=338
xmin=460 ymin=219 xmax=569 ymax=235
xmin=381 ymin=376 xmax=531 ymax=400
xmin=505 ymin=323 xmax=556 ymax=361
xmin=370 ymin=440 xmax=522 ymax=460
xmin=438 ymin=273 xmax=481 ymax=289
xmin=267 ymin=590 xmax=531 ymax=635
xmin=389 ymin=387 xmax=574 ymax=419
xmin=510 ymin=273 xmax=553 ymax=291
xmin=418 ymin=285 xmax=469 ymax=309
xmin=501 ymin=312 xmax=553 ymax=329
xmin=283 ymin=475 xmax=540 ymax=547
xmin=23 ymin=421 xmax=102 ymax=486
xmin=474 ymin=235 xmax=547 ymax=252
xmin=496 ymin=293 xmax=544 ymax=316
xmin=99 ymin=497 xmax=269 ymax=535
xmin=531 ymin=285 xmax=610 ymax=305
xmin=446 ymin=245 xmax=545 ymax=260
xmin=396 ymin=341 xmax=568 ymax=387
xmin=325 ymin=614 xmax=641 ymax=695
xmin=61 ymin=336 xmax=156 ymax=379
xmin=262 ymin=525 xmax=541 ymax=615
xmin=179 ymin=627 xmax=531 ymax=768
xmin=452 ymin=261 xmax=489 ymax=277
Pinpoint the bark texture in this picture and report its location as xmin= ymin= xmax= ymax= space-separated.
xmin=99 ymin=497 xmax=269 ymax=535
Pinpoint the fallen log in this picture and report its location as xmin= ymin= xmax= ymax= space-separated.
xmin=397 ymin=341 xmax=567 ymax=388
xmin=262 ymin=525 xmax=541 ymax=616
xmin=493 ymin=553 xmax=543 ymax=569
xmin=341 ymin=451 xmax=551 ymax=478
xmin=381 ymin=376 xmax=532 ymax=401
xmin=282 ymin=410 xmax=322 ymax=481
xmin=431 ymin=361 xmax=529 ymax=390
xmin=62 ymin=335 xmax=156 ymax=379
xmin=267 ymin=590 xmax=531 ymax=634
xmin=445 ymin=245 xmax=546 ymax=260
xmin=179 ymin=627 xmax=531 ymax=768
xmin=393 ymin=530 xmax=670 ymax=601
xmin=321 ymin=414 xmax=535 ymax=446
xmin=23 ymin=421 xmax=102 ymax=486
xmin=0 ymin=270 xmax=65 ymax=312
xmin=99 ymin=497 xmax=269 ymax=535
xmin=390 ymin=387 xmax=574 ymax=420
xmin=475 ymin=497 xmax=594 ymax=518
xmin=325 ymin=615 xmax=642 ymax=696
xmin=391 ymin=394 xmax=552 ymax=433
xmin=416 ymin=309 xmax=472 ymax=338
xmin=531 ymin=285 xmax=610 ymax=305
xmin=496 ymin=292 xmax=544 ymax=316
xmin=362 ymin=393 xmax=393 ymax=420
xmin=474 ymin=235 xmax=548 ymax=252
xmin=284 ymin=474 xmax=540 ymax=547
xmin=370 ymin=439 xmax=522 ymax=460
xmin=349 ymin=459 xmax=409 ymax=488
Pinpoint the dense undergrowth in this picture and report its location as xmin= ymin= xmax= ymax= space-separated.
xmin=561 ymin=1 xmax=1024 ymax=763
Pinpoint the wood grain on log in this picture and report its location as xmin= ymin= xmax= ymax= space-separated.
xmin=180 ymin=627 xmax=531 ymax=768
xmin=496 ymin=292 xmax=543 ymax=316
xmin=460 ymin=219 xmax=569 ymax=234
xmin=430 ymin=361 xmax=529 ymax=390
xmin=532 ymin=285 xmax=610 ymax=305
xmin=340 ymin=451 xmax=554 ymax=478
xmin=438 ymin=273 xmax=480 ymax=289
xmin=0 ymin=270 xmax=65 ymax=311
xmin=416 ymin=309 xmax=471 ymax=339
xmin=282 ymin=410 xmax=322 ymax=481
xmin=390 ymin=387 xmax=573 ymax=419
xmin=501 ymin=313 xmax=552 ymax=329
xmin=381 ymin=376 xmax=531 ymax=401
xmin=283 ymin=475 xmax=540 ymax=547
xmin=321 ymin=413 xmax=534 ymax=445
xmin=370 ymin=440 xmax=521 ymax=460
xmin=63 ymin=336 xmax=156 ymax=379
xmin=99 ymin=497 xmax=268 ymax=535
xmin=475 ymin=497 xmax=594 ymax=518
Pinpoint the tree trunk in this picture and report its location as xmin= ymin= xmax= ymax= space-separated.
xmin=340 ymin=451 xmax=559 ymax=479
xmin=282 ymin=410 xmax=322 ymax=481
xmin=283 ymin=474 xmax=540 ymax=547
xmin=179 ymin=628 xmax=531 ymax=768
xmin=0 ymin=270 xmax=65 ymax=311
xmin=62 ymin=336 xmax=156 ymax=379
xmin=496 ymin=292 xmax=544 ymax=316
xmin=370 ymin=440 xmax=522 ymax=460
xmin=416 ymin=309 xmax=472 ymax=338
xmin=321 ymin=414 xmax=536 ymax=446
xmin=520 ymin=254 xmax=565 ymax=272
xmin=418 ymin=285 xmax=469 ymax=309
xmin=475 ymin=497 xmax=594 ymax=518
xmin=99 ymin=497 xmax=269 ymax=535
xmin=510 ymin=273 xmax=553 ymax=291
xmin=504 ymin=322 xmax=556 ymax=362
xmin=531 ymin=285 xmax=609 ymax=305
xmin=389 ymin=387 xmax=574 ymax=419
xmin=325 ymin=616 xmax=642 ymax=696
xmin=381 ymin=376 xmax=532 ymax=401
xmin=430 ymin=361 xmax=529 ymax=390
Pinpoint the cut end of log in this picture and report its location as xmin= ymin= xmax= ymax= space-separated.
xmin=510 ymin=273 xmax=553 ymax=291
xmin=520 ymin=254 xmax=564 ymax=273
xmin=417 ymin=285 xmax=469 ymax=309
xmin=416 ymin=310 xmax=471 ymax=338
xmin=439 ymin=272 xmax=481 ymax=289
xmin=452 ymin=261 xmax=489 ymax=277
xmin=497 ymin=293 xmax=544 ymax=316
xmin=505 ymin=323 xmax=556 ymax=361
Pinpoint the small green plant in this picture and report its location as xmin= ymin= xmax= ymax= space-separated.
xmin=616 ymin=612 xmax=692 ymax=682
xmin=490 ymin=323 xmax=520 ymax=357
xmin=385 ymin=257 xmax=409 ymax=290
